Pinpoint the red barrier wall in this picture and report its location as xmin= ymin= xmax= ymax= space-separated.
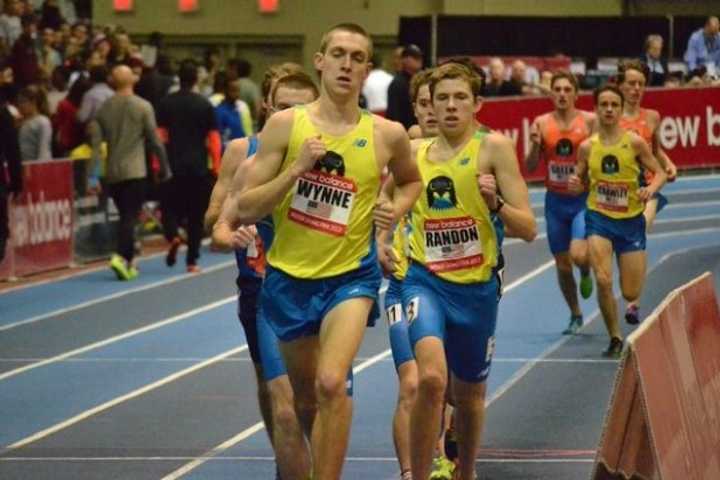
xmin=0 ymin=159 xmax=74 ymax=280
xmin=478 ymin=86 xmax=720 ymax=182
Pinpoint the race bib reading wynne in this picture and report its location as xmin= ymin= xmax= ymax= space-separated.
xmin=548 ymin=161 xmax=576 ymax=190
xmin=596 ymin=181 xmax=629 ymax=212
xmin=424 ymin=216 xmax=483 ymax=272
xmin=289 ymin=170 xmax=357 ymax=236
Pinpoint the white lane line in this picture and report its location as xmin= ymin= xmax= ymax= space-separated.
xmin=0 ymin=296 xmax=236 ymax=382
xmin=159 ymin=264 xmax=555 ymax=479
xmin=0 ymin=260 xmax=236 ymax=333
xmin=3 ymin=345 xmax=248 ymax=453
xmin=663 ymin=199 xmax=720 ymax=210
xmin=486 ymin=239 xmax=718 ymax=408
xmin=0 ymin=455 xmax=595 ymax=464
xmin=159 ymin=349 xmax=393 ymax=480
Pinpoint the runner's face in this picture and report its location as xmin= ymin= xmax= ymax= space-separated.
xmin=433 ymin=78 xmax=478 ymax=135
xmin=316 ymin=31 xmax=370 ymax=97
xmin=269 ymin=86 xmax=316 ymax=117
xmin=619 ymin=69 xmax=645 ymax=107
xmin=551 ymin=78 xmax=576 ymax=111
xmin=596 ymin=91 xmax=623 ymax=126
xmin=414 ymin=84 xmax=438 ymax=137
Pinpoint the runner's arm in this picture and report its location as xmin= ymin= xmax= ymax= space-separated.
xmin=232 ymin=110 xmax=321 ymax=225
xmin=212 ymin=154 xmax=257 ymax=251
xmin=385 ymin=122 xmax=422 ymax=220
xmin=525 ymin=117 xmax=543 ymax=172
xmin=204 ymin=138 xmax=248 ymax=231
xmin=650 ymin=115 xmax=677 ymax=181
xmin=569 ymin=140 xmax=590 ymax=193
xmin=632 ymin=133 xmax=666 ymax=201
xmin=488 ymin=133 xmax=536 ymax=242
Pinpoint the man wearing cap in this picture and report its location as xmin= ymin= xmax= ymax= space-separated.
xmin=387 ymin=44 xmax=424 ymax=130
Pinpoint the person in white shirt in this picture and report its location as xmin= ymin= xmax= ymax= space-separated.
xmin=362 ymin=52 xmax=393 ymax=114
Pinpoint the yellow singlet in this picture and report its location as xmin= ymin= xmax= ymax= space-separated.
xmin=267 ymin=106 xmax=380 ymax=278
xmin=408 ymin=131 xmax=497 ymax=284
xmin=586 ymin=131 xmax=644 ymax=219
xmin=390 ymin=216 xmax=411 ymax=281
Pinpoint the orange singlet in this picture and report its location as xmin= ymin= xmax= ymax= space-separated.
xmin=542 ymin=113 xmax=591 ymax=194
xmin=620 ymin=109 xmax=655 ymax=185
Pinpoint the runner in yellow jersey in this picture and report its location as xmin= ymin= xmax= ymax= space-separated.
xmin=404 ymin=63 xmax=536 ymax=480
xmin=569 ymin=85 xmax=666 ymax=358
xmin=377 ymin=67 xmax=437 ymax=480
xmin=225 ymin=23 xmax=422 ymax=480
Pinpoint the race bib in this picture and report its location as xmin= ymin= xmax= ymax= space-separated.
xmin=596 ymin=181 xmax=630 ymax=212
xmin=289 ymin=170 xmax=357 ymax=236
xmin=424 ymin=216 xmax=483 ymax=272
xmin=547 ymin=161 xmax=575 ymax=190
xmin=385 ymin=303 xmax=403 ymax=326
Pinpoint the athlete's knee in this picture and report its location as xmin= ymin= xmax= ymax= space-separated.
xmin=594 ymin=269 xmax=613 ymax=290
xmin=417 ymin=368 xmax=447 ymax=403
xmin=554 ymin=254 xmax=573 ymax=273
xmin=398 ymin=369 xmax=418 ymax=406
xmin=315 ymin=368 xmax=348 ymax=402
xmin=569 ymin=245 xmax=588 ymax=268
xmin=621 ymin=283 xmax=642 ymax=303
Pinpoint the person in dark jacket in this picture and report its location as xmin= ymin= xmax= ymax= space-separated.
xmin=156 ymin=60 xmax=221 ymax=273
xmin=641 ymin=34 xmax=669 ymax=87
xmin=0 ymin=95 xmax=23 ymax=263
xmin=386 ymin=44 xmax=424 ymax=129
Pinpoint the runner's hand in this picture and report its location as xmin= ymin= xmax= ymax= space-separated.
xmin=477 ymin=174 xmax=498 ymax=210
xmin=378 ymin=242 xmax=399 ymax=276
xmin=638 ymin=187 xmax=653 ymax=203
xmin=231 ymin=225 xmax=257 ymax=249
xmin=373 ymin=199 xmax=395 ymax=230
xmin=567 ymin=174 xmax=583 ymax=195
xmin=665 ymin=161 xmax=677 ymax=182
xmin=529 ymin=121 xmax=542 ymax=146
xmin=211 ymin=220 xmax=235 ymax=252
xmin=291 ymin=135 xmax=326 ymax=177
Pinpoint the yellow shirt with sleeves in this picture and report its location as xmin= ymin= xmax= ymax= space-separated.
xmin=586 ymin=131 xmax=643 ymax=219
xmin=390 ymin=215 xmax=411 ymax=281
xmin=267 ymin=106 xmax=380 ymax=279
xmin=408 ymin=131 xmax=497 ymax=284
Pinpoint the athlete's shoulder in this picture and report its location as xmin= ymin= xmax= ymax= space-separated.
xmin=374 ymin=114 xmax=410 ymax=146
xmin=578 ymin=135 xmax=593 ymax=152
xmin=642 ymin=108 xmax=661 ymax=123
xmin=483 ymin=131 xmax=514 ymax=149
xmin=626 ymin=129 xmax=648 ymax=149
xmin=226 ymin=137 xmax=249 ymax=158
xmin=534 ymin=112 xmax=553 ymax=125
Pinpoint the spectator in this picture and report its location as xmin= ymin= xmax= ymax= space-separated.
xmin=386 ymin=44 xmax=423 ymax=129
xmin=0 ymin=0 xmax=23 ymax=51
xmin=642 ymin=34 xmax=668 ymax=87
xmin=39 ymin=0 xmax=64 ymax=30
xmin=214 ymin=77 xmax=252 ymax=150
xmin=17 ymin=84 xmax=52 ymax=161
xmin=109 ymin=30 xmax=132 ymax=66
xmin=197 ymin=46 xmax=220 ymax=97
xmin=0 ymin=86 xmax=22 ymax=264
xmin=46 ymin=64 xmax=67 ymax=114
xmin=483 ymin=57 xmax=518 ymax=97
xmin=9 ymin=14 xmax=40 ymax=87
xmin=89 ymin=64 xmax=171 ymax=281
xmin=156 ymin=60 xmax=220 ymax=273
xmin=234 ymin=58 xmax=261 ymax=122
xmin=208 ymin=69 xmax=226 ymax=106
xmin=684 ymin=16 xmax=720 ymax=76
xmin=362 ymin=52 xmax=393 ymax=115
xmin=52 ymin=72 xmax=88 ymax=154
xmin=508 ymin=59 xmax=531 ymax=95
xmin=38 ymin=26 xmax=62 ymax=78
xmin=76 ymin=64 xmax=111 ymax=123
xmin=391 ymin=45 xmax=403 ymax=73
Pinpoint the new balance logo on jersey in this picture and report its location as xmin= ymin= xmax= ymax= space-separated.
xmin=354 ymin=138 xmax=368 ymax=148
xmin=459 ymin=157 xmax=471 ymax=165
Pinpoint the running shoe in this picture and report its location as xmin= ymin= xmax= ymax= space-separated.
xmin=187 ymin=264 xmax=201 ymax=273
xmin=400 ymin=469 xmax=413 ymax=480
xmin=603 ymin=337 xmax=624 ymax=359
xmin=579 ymin=271 xmax=593 ymax=299
xmin=625 ymin=304 xmax=640 ymax=325
xmin=562 ymin=315 xmax=583 ymax=335
xmin=109 ymin=254 xmax=132 ymax=281
xmin=444 ymin=426 xmax=458 ymax=462
xmin=166 ymin=236 xmax=183 ymax=267
xmin=430 ymin=456 xmax=455 ymax=480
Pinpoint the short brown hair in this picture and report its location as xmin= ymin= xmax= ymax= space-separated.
xmin=319 ymin=23 xmax=373 ymax=59
xmin=550 ymin=71 xmax=579 ymax=91
xmin=261 ymin=62 xmax=303 ymax=100
xmin=428 ymin=63 xmax=483 ymax=99
xmin=439 ymin=56 xmax=487 ymax=92
xmin=594 ymin=84 xmax=624 ymax=107
xmin=617 ymin=59 xmax=649 ymax=84
xmin=410 ymin=69 xmax=433 ymax=104
xmin=271 ymin=71 xmax=319 ymax=104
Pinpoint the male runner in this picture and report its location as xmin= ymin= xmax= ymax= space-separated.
xmin=207 ymin=68 xmax=316 ymax=479
xmin=378 ymin=67 xmax=437 ymax=480
xmin=221 ymin=23 xmax=422 ymax=480
xmin=569 ymin=85 xmax=666 ymax=357
xmin=526 ymin=71 xmax=596 ymax=334
xmin=405 ymin=63 xmax=535 ymax=480
xmin=616 ymin=59 xmax=677 ymax=324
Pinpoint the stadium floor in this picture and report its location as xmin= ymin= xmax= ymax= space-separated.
xmin=1 ymin=174 xmax=720 ymax=480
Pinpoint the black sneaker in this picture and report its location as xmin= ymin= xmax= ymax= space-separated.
xmin=625 ymin=304 xmax=640 ymax=325
xmin=165 ymin=236 xmax=182 ymax=267
xmin=444 ymin=426 xmax=458 ymax=462
xmin=603 ymin=337 xmax=624 ymax=358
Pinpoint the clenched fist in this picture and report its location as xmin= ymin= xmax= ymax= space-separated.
xmin=291 ymin=135 xmax=326 ymax=177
